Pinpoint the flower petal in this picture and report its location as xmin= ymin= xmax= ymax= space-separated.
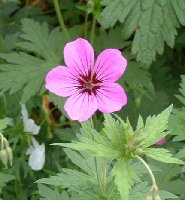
xmin=21 ymin=104 xmax=40 ymax=135
xmin=45 ymin=66 xmax=80 ymax=97
xmin=96 ymin=83 xmax=127 ymax=113
xmin=64 ymin=38 xmax=94 ymax=77
xmin=28 ymin=143 xmax=45 ymax=171
xmin=64 ymin=92 xmax=98 ymax=122
xmin=94 ymin=49 xmax=127 ymax=82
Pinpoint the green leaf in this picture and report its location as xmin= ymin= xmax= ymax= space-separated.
xmin=129 ymin=182 xmax=178 ymax=200
xmin=101 ymin=0 xmax=137 ymax=28
xmin=0 ymin=117 xmax=13 ymax=131
xmin=169 ymin=108 xmax=185 ymax=141
xmin=54 ymin=123 xmax=121 ymax=159
xmin=37 ymin=169 xmax=93 ymax=188
xmin=168 ymin=75 xmax=185 ymax=141
xmin=101 ymin=0 xmax=185 ymax=66
xmin=145 ymin=148 xmax=184 ymax=164
xmin=112 ymin=158 xmax=139 ymax=200
xmin=94 ymin=25 xmax=130 ymax=53
xmin=0 ymin=173 xmax=15 ymax=187
xmin=139 ymin=105 xmax=173 ymax=147
xmin=0 ymin=19 xmax=65 ymax=103
xmin=54 ymin=141 xmax=120 ymax=159
xmin=159 ymin=190 xmax=178 ymax=200
xmin=129 ymin=182 xmax=149 ymax=200
xmin=38 ymin=184 xmax=63 ymax=200
xmin=121 ymin=61 xmax=154 ymax=97
xmin=175 ymin=75 xmax=185 ymax=105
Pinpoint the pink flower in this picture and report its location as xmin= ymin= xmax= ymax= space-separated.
xmin=156 ymin=138 xmax=167 ymax=146
xmin=45 ymin=38 xmax=127 ymax=122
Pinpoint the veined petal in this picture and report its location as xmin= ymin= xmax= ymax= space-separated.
xmin=45 ymin=66 xmax=80 ymax=97
xmin=64 ymin=92 xmax=98 ymax=122
xmin=94 ymin=49 xmax=127 ymax=82
xmin=64 ymin=38 xmax=94 ymax=77
xmin=96 ymin=83 xmax=127 ymax=113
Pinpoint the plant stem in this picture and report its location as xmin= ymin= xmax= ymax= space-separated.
xmin=90 ymin=15 xmax=96 ymax=45
xmin=107 ymin=184 xmax=116 ymax=200
xmin=84 ymin=12 xmax=89 ymax=39
xmin=90 ymin=117 xmax=104 ymax=195
xmin=52 ymin=0 xmax=70 ymax=41
xmin=136 ymin=155 xmax=157 ymax=187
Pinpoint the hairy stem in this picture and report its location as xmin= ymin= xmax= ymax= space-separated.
xmin=136 ymin=155 xmax=157 ymax=187
xmin=53 ymin=0 xmax=70 ymax=41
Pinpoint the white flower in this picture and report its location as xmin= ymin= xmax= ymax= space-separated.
xmin=21 ymin=104 xmax=40 ymax=135
xmin=21 ymin=104 xmax=45 ymax=170
xmin=26 ymin=137 xmax=45 ymax=171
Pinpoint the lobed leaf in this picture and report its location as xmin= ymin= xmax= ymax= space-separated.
xmin=101 ymin=0 xmax=185 ymax=66
xmin=145 ymin=148 xmax=184 ymax=164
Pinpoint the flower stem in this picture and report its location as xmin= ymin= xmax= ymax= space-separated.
xmin=52 ymin=0 xmax=70 ymax=41
xmin=136 ymin=155 xmax=157 ymax=187
xmin=90 ymin=117 xmax=104 ymax=195
xmin=84 ymin=12 xmax=89 ymax=39
xmin=90 ymin=15 xmax=96 ymax=45
xmin=107 ymin=183 xmax=116 ymax=200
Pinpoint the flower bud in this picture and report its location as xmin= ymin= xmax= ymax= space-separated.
xmin=5 ymin=146 xmax=13 ymax=166
xmin=0 ymin=149 xmax=8 ymax=167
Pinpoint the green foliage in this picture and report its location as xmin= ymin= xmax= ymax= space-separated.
xmin=145 ymin=148 xmax=184 ymax=164
xmin=38 ymin=184 xmax=77 ymax=200
xmin=0 ymin=173 xmax=15 ymax=187
xmin=112 ymin=158 xmax=139 ymax=200
xmin=169 ymin=75 xmax=185 ymax=141
xmin=53 ymin=106 xmax=182 ymax=199
xmin=0 ymin=117 xmax=12 ymax=131
xmin=101 ymin=0 xmax=185 ymax=66
xmin=0 ymin=19 xmax=65 ymax=103
xmin=138 ymin=105 xmax=172 ymax=147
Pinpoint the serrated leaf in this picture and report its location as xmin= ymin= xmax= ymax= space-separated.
xmin=54 ymin=141 xmax=120 ymax=159
xmin=159 ymin=190 xmax=178 ymax=200
xmin=0 ymin=117 xmax=13 ymax=131
xmin=0 ymin=19 xmax=65 ymax=103
xmin=38 ymin=184 xmax=62 ymax=200
xmin=168 ymin=108 xmax=185 ymax=141
xmin=94 ymin=26 xmax=130 ymax=53
xmin=37 ymin=169 xmax=93 ymax=188
xmin=101 ymin=0 xmax=185 ymax=66
xmin=145 ymin=148 xmax=184 ymax=164
xmin=140 ymin=105 xmax=173 ymax=147
xmin=0 ymin=173 xmax=15 ymax=187
xmin=121 ymin=61 xmax=154 ymax=97
xmin=176 ymin=75 xmax=185 ymax=105
xmin=112 ymin=158 xmax=139 ymax=200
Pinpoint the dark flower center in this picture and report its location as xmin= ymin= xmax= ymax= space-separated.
xmin=78 ymin=71 xmax=101 ymax=94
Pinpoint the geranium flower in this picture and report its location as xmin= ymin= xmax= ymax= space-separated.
xmin=26 ymin=137 xmax=45 ymax=171
xmin=45 ymin=38 xmax=127 ymax=122
xmin=21 ymin=104 xmax=40 ymax=135
xmin=21 ymin=104 xmax=45 ymax=170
